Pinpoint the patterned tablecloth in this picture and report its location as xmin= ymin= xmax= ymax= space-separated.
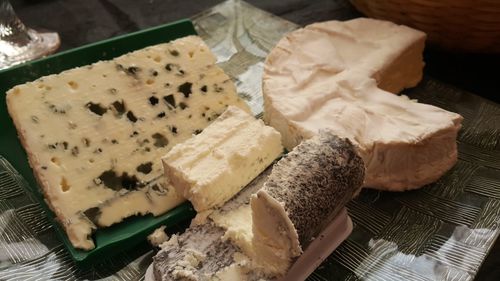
xmin=1 ymin=1 xmax=500 ymax=280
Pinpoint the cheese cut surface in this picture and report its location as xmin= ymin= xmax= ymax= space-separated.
xmin=263 ymin=18 xmax=463 ymax=191
xmin=205 ymin=167 xmax=273 ymax=258
xmin=162 ymin=106 xmax=282 ymax=212
xmin=152 ymin=168 xmax=271 ymax=281
xmin=151 ymin=132 xmax=365 ymax=280
xmin=6 ymin=35 xmax=250 ymax=250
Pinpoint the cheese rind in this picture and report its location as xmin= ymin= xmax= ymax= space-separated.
xmin=264 ymin=18 xmax=426 ymax=98
xmin=162 ymin=106 xmax=282 ymax=212
xmin=251 ymin=131 xmax=365 ymax=277
xmin=7 ymin=35 xmax=249 ymax=249
xmin=263 ymin=18 xmax=463 ymax=191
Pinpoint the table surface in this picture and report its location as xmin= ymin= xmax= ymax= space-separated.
xmin=9 ymin=0 xmax=500 ymax=280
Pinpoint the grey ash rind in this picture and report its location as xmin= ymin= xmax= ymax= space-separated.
xmin=261 ymin=130 xmax=365 ymax=247
xmin=152 ymin=224 xmax=239 ymax=281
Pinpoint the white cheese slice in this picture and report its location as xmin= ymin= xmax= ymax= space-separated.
xmin=162 ymin=106 xmax=282 ymax=212
xmin=7 ymin=35 xmax=250 ymax=250
xmin=263 ymin=18 xmax=463 ymax=191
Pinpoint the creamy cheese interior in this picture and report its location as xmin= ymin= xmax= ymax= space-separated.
xmin=251 ymin=190 xmax=301 ymax=276
xmin=162 ymin=106 xmax=283 ymax=211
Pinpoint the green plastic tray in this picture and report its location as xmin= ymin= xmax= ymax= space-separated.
xmin=0 ymin=19 xmax=197 ymax=266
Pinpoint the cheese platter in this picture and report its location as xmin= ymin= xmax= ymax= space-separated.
xmin=0 ymin=0 xmax=499 ymax=280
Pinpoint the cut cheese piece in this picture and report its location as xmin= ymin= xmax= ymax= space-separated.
xmin=263 ymin=18 xmax=463 ymax=191
xmin=251 ymin=131 xmax=365 ymax=277
xmin=148 ymin=226 xmax=169 ymax=247
xmin=151 ymin=131 xmax=365 ymax=280
xmin=210 ymin=204 xmax=253 ymax=255
xmin=152 ymin=168 xmax=270 ymax=281
xmin=206 ymin=167 xmax=273 ymax=257
xmin=153 ymin=224 xmax=255 ymax=281
xmin=162 ymin=106 xmax=282 ymax=212
xmin=6 ymin=35 xmax=250 ymax=250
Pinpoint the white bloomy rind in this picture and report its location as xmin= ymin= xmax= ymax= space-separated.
xmin=263 ymin=18 xmax=463 ymax=191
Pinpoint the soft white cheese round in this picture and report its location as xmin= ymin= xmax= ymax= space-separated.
xmin=263 ymin=18 xmax=463 ymax=191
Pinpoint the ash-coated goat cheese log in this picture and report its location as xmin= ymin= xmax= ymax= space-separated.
xmin=6 ymin=35 xmax=250 ymax=250
xmin=151 ymin=131 xmax=365 ymax=280
xmin=251 ymin=131 xmax=365 ymax=277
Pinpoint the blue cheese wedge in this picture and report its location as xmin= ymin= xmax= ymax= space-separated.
xmin=162 ymin=106 xmax=282 ymax=212
xmin=6 ymin=35 xmax=250 ymax=250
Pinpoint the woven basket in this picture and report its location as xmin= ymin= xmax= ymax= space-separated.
xmin=350 ymin=0 xmax=500 ymax=53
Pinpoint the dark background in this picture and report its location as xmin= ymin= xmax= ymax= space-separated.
xmin=10 ymin=0 xmax=500 ymax=280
